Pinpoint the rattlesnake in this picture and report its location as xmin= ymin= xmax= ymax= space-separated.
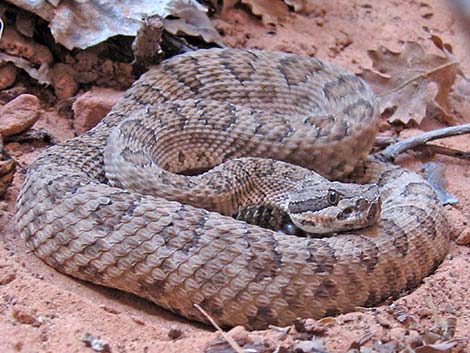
xmin=16 ymin=48 xmax=450 ymax=329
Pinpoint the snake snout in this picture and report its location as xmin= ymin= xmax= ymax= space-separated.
xmin=336 ymin=195 xmax=381 ymax=228
xmin=336 ymin=199 xmax=367 ymax=221
xmin=367 ymin=201 xmax=381 ymax=223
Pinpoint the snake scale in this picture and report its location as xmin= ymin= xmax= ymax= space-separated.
xmin=16 ymin=48 xmax=450 ymax=329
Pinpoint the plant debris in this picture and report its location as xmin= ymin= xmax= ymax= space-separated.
xmin=4 ymin=0 xmax=222 ymax=50
xmin=239 ymin=0 xmax=290 ymax=25
xmin=378 ymin=124 xmax=470 ymax=162
xmin=81 ymin=333 xmax=112 ymax=353
xmin=360 ymin=36 xmax=461 ymax=125
xmin=221 ymin=0 xmax=313 ymax=25
xmin=163 ymin=0 xmax=225 ymax=46
xmin=131 ymin=15 xmax=165 ymax=74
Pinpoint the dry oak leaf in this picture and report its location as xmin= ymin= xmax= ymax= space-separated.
xmin=163 ymin=0 xmax=224 ymax=46
xmin=4 ymin=0 xmax=223 ymax=49
xmin=241 ymin=0 xmax=290 ymax=25
xmin=360 ymin=38 xmax=461 ymax=125
xmin=223 ymin=0 xmax=314 ymax=25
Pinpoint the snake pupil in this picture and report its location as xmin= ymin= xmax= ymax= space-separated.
xmin=327 ymin=190 xmax=339 ymax=205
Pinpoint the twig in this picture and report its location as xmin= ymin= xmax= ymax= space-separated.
xmin=194 ymin=304 xmax=245 ymax=353
xmin=378 ymin=123 xmax=470 ymax=162
xmin=375 ymin=135 xmax=398 ymax=147
xmin=414 ymin=144 xmax=470 ymax=159
xmin=375 ymin=136 xmax=470 ymax=159
xmin=377 ymin=59 xmax=459 ymax=98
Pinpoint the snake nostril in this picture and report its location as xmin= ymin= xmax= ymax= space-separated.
xmin=368 ymin=203 xmax=378 ymax=221
xmin=357 ymin=199 xmax=367 ymax=208
xmin=337 ymin=207 xmax=354 ymax=220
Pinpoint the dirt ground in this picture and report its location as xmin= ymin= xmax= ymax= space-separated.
xmin=1 ymin=0 xmax=469 ymax=352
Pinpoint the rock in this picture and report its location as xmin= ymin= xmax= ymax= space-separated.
xmin=295 ymin=339 xmax=327 ymax=353
xmin=11 ymin=308 xmax=43 ymax=327
xmin=81 ymin=333 xmax=111 ymax=353
xmin=167 ymin=326 xmax=184 ymax=340
xmin=456 ymin=227 xmax=470 ymax=245
xmin=0 ymin=266 xmax=16 ymax=285
xmin=227 ymin=325 xmax=249 ymax=344
xmin=50 ymin=63 xmax=79 ymax=100
xmin=204 ymin=326 xmax=274 ymax=353
xmin=72 ymin=87 xmax=123 ymax=134
xmin=0 ymin=27 xmax=53 ymax=65
xmin=0 ymin=94 xmax=41 ymax=137
xmin=0 ymin=63 xmax=17 ymax=90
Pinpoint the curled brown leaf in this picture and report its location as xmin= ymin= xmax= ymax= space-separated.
xmin=221 ymin=0 xmax=315 ymax=25
xmin=241 ymin=0 xmax=290 ymax=25
xmin=360 ymin=37 xmax=461 ymax=125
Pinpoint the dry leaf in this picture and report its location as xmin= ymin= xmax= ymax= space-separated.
xmin=348 ymin=331 xmax=374 ymax=350
xmin=414 ymin=341 xmax=459 ymax=353
xmin=241 ymin=0 xmax=289 ymax=25
xmin=223 ymin=0 xmax=314 ymax=24
xmin=425 ymin=296 xmax=458 ymax=341
xmin=360 ymin=38 xmax=461 ymax=125
xmin=163 ymin=1 xmax=224 ymax=46
xmin=5 ymin=0 xmax=221 ymax=49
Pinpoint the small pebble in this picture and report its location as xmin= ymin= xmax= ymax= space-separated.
xmin=81 ymin=333 xmax=112 ymax=353
xmin=456 ymin=227 xmax=470 ymax=245
xmin=11 ymin=308 xmax=42 ymax=327
xmin=167 ymin=326 xmax=184 ymax=340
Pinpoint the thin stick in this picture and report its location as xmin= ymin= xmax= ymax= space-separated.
xmin=375 ymin=135 xmax=398 ymax=147
xmin=194 ymin=304 xmax=245 ymax=353
xmin=377 ymin=60 xmax=459 ymax=98
xmin=379 ymin=123 xmax=470 ymax=162
xmin=414 ymin=144 xmax=470 ymax=159
xmin=375 ymin=137 xmax=470 ymax=159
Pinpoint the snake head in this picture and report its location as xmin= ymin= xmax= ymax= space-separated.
xmin=287 ymin=182 xmax=381 ymax=235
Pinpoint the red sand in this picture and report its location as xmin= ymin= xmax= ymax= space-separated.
xmin=1 ymin=1 xmax=469 ymax=352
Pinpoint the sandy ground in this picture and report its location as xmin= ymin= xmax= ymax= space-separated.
xmin=1 ymin=0 xmax=469 ymax=352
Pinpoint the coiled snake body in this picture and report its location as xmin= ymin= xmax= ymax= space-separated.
xmin=16 ymin=48 xmax=450 ymax=329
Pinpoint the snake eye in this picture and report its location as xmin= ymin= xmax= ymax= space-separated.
xmin=327 ymin=190 xmax=339 ymax=205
